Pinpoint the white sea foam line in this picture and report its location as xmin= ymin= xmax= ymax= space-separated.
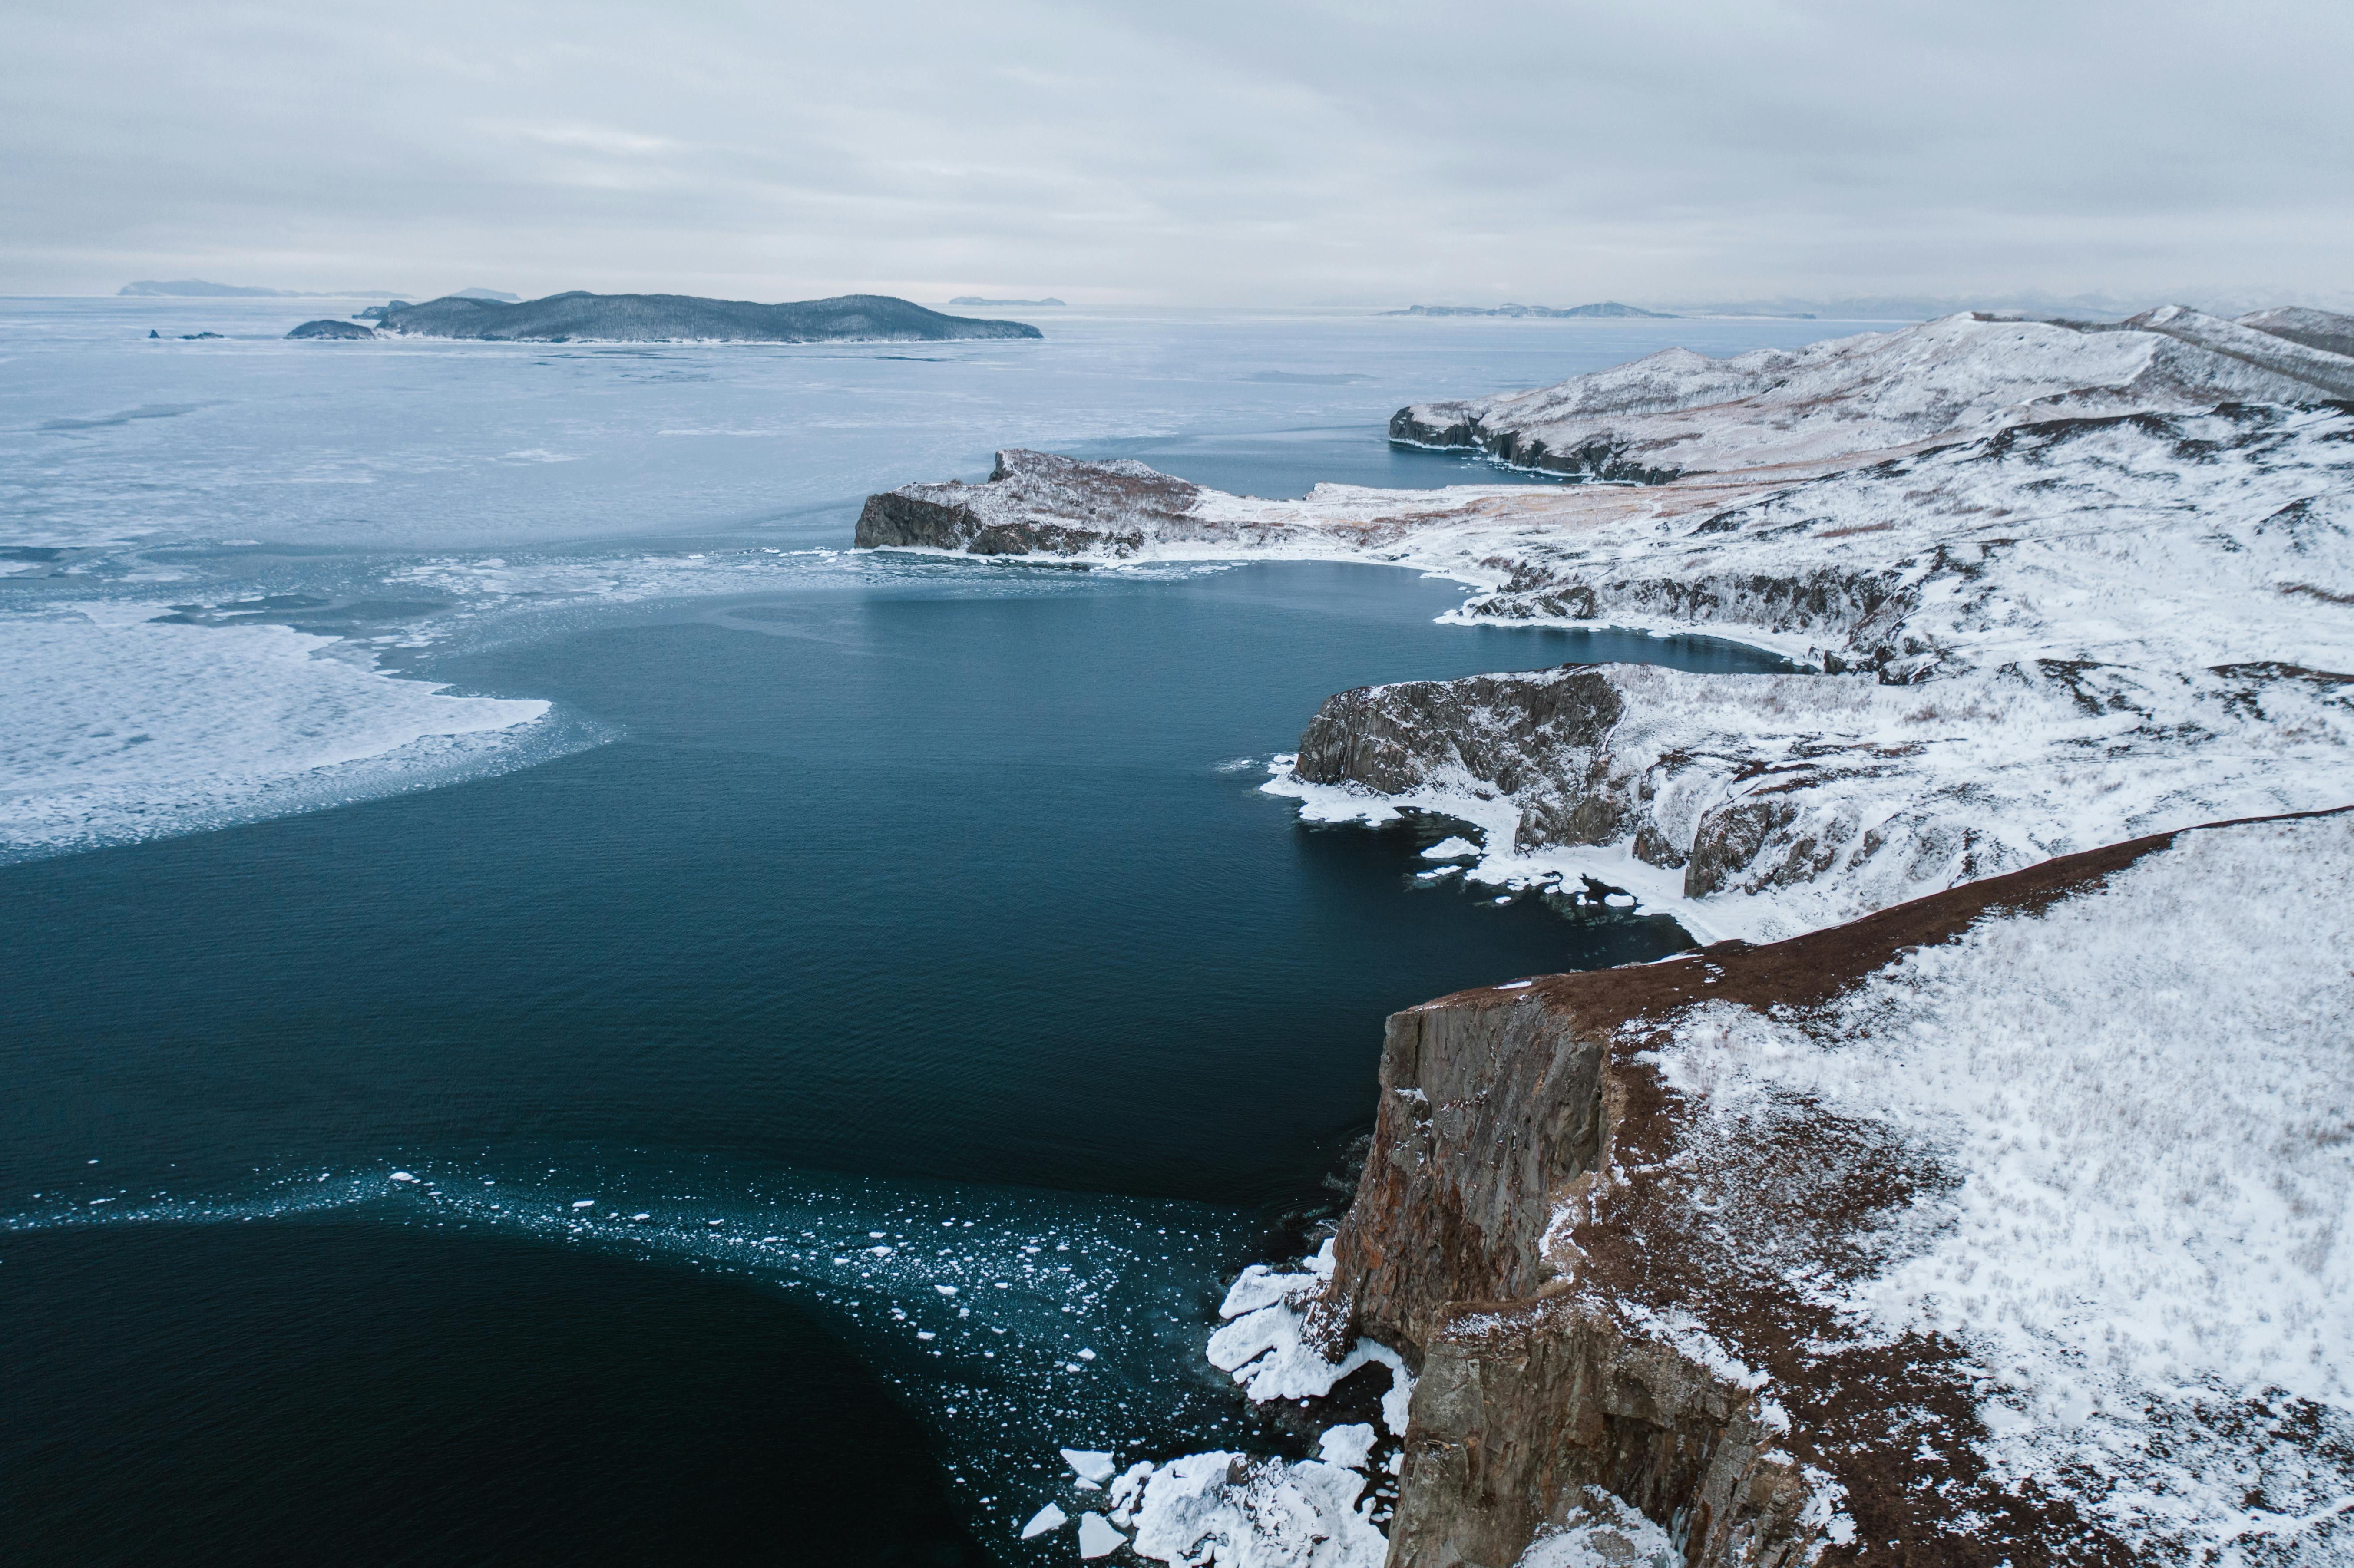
xmin=0 ymin=604 xmax=557 ymax=858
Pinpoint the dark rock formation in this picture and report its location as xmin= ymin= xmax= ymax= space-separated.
xmin=285 ymin=319 xmax=375 ymax=340
xmin=1295 ymin=667 xmax=1632 ymax=850
xmin=1305 ymin=821 xmax=2306 ymax=1566
xmin=376 ymin=291 xmax=1042 ymax=343
xmin=1385 ymin=408 xmax=1687 ymax=482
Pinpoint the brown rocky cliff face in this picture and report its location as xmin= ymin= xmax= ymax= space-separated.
xmin=1312 ymin=982 xmax=1816 ymax=1568
xmin=1307 ymin=825 xmax=2231 ymax=1567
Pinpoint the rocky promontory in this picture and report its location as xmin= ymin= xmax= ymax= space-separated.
xmin=867 ymin=307 xmax=2354 ymax=1564
xmin=373 ymin=290 xmax=1042 ymax=343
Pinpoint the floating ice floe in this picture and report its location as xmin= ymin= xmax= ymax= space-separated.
xmin=1018 ymin=1502 xmax=1067 ymax=1539
xmin=1208 ymin=1249 xmax=1412 ymax=1431
xmin=1316 ymin=1423 xmax=1376 ymax=1470
xmin=1061 ymin=1448 xmax=1117 ymax=1485
xmin=0 ymin=605 xmax=555 ymax=863
xmin=1076 ymin=1511 xmax=1127 ymax=1558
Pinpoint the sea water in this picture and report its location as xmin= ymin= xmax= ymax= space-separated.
xmin=1 ymin=299 xmax=1856 ymax=1564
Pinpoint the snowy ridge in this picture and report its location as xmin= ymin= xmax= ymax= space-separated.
xmin=1393 ymin=306 xmax=2354 ymax=480
xmin=1635 ymin=812 xmax=2354 ymax=1560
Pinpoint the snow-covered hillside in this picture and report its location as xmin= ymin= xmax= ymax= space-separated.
xmin=1389 ymin=305 xmax=2354 ymax=481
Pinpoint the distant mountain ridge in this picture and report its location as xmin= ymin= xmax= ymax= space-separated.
xmin=1385 ymin=301 xmax=1676 ymax=319
xmin=374 ymin=291 xmax=1042 ymax=343
xmin=949 ymin=296 xmax=1065 ymax=307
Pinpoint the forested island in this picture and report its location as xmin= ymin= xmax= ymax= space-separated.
xmin=363 ymin=291 xmax=1042 ymax=343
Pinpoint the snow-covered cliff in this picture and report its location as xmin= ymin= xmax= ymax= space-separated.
xmin=876 ymin=307 xmax=2354 ymax=1566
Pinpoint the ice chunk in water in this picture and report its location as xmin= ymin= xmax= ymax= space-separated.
xmin=1076 ymin=1512 xmax=1126 ymax=1558
xmin=1317 ymin=1423 xmax=1376 ymax=1469
xmin=1061 ymin=1449 xmax=1116 ymax=1484
xmin=1018 ymin=1502 xmax=1067 ymax=1539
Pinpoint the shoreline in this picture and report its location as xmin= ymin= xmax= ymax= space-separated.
xmin=861 ymin=307 xmax=2354 ymax=1563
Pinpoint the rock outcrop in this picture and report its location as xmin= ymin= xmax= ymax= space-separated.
xmin=1307 ymin=809 xmax=2353 ymax=1566
xmin=285 ymin=319 xmax=375 ymax=339
xmin=375 ymin=290 xmax=1042 ymax=343
xmin=856 ymin=449 xmax=1202 ymax=555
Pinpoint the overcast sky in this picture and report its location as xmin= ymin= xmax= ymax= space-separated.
xmin=6 ymin=0 xmax=2348 ymax=307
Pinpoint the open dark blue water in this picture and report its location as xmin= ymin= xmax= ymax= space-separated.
xmin=1 ymin=302 xmax=1831 ymax=1564
xmin=2 ymin=561 xmax=1787 ymax=1562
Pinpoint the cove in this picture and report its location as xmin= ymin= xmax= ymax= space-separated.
xmin=1 ymin=558 xmax=1791 ymax=1559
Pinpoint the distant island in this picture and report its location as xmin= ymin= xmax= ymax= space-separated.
xmin=1382 ymin=301 xmax=1675 ymax=319
xmin=364 ymin=291 xmax=1044 ymax=343
xmin=119 ymin=279 xmax=403 ymax=298
xmin=949 ymin=296 xmax=1065 ymax=307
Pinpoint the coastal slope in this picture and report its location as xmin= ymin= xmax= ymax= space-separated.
xmin=1313 ymin=808 xmax=2353 ymax=1566
xmin=376 ymin=291 xmax=1042 ymax=343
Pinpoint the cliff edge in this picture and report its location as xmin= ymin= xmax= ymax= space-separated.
xmin=1306 ymin=807 xmax=2353 ymax=1565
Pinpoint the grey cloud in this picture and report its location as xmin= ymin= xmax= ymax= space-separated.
xmin=3 ymin=0 xmax=2347 ymax=307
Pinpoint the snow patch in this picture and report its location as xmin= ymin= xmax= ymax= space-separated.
xmin=1127 ymin=1451 xmax=1386 ymax=1568
xmin=1515 ymin=1487 xmax=1678 ymax=1568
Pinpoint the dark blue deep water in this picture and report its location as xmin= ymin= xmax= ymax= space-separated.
xmin=2 ymin=561 xmax=1788 ymax=1563
xmin=0 ymin=303 xmax=1846 ymax=1565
